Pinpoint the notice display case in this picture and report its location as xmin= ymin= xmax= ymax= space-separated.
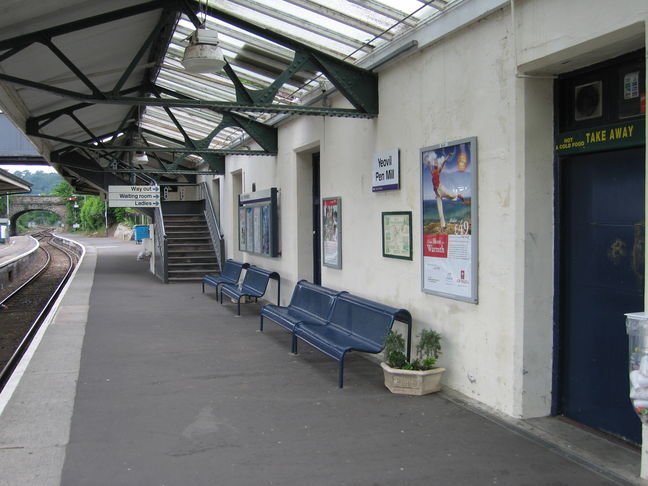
xmin=238 ymin=188 xmax=279 ymax=257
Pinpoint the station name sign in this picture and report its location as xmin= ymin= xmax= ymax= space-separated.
xmin=108 ymin=185 xmax=160 ymax=208
xmin=555 ymin=119 xmax=645 ymax=156
xmin=372 ymin=148 xmax=400 ymax=192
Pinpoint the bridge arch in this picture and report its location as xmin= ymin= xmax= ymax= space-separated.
xmin=7 ymin=195 xmax=68 ymax=234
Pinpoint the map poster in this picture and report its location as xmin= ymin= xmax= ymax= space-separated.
xmin=382 ymin=211 xmax=412 ymax=260
xmin=420 ymin=137 xmax=478 ymax=303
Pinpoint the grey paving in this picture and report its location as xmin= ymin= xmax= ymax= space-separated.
xmin=0 ymin=235 xmax=641 ymax=485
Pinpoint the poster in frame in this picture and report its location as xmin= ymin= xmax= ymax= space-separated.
xmin=322 ymin=197 xmax=342 ymax=269
xmin=238 ymin=187 xmax=279 ymax=257
xmin=382 ymin=211 xmax=412 ymax=260
xmin=420 ymin=137 xmax=478 ymax=303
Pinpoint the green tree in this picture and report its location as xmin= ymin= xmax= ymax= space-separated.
xmin=12 ymin=169 xmax=63 ymax=194
xmin=79 ymin=196 xmax=105 ymax=231
xmin=51 ymin=180 xmax=78 ymax=227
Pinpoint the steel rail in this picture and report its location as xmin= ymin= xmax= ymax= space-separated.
xmin=0 ymin=235 xmax=77 ymax=391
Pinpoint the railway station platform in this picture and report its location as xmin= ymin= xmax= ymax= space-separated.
xmin=0 ymin=235 xmax=37 ymax=266
xmin=0 ymin=234 xmax=643 ymax=485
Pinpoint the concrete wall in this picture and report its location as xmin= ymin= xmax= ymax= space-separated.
xmin=201 ymin=0 xmax=647 ymax=419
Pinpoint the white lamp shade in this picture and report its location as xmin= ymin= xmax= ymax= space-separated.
xmin=133 ymin=152 xmax=149 ymax=164
xmin=181 ymin=27 xmax=226 ymax=73
xmin=181 ymin=43 xmax=226 ymax=73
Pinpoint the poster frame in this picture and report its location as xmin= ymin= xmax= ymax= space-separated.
xmin=420 ymin=137 xmax=478 ymax=303
xmin=238 ymin=187 xmax=279 ymax=257
xmin=322 ymin=197 xmax=342 ymax=269
xmin=382 ymin=211 xmax=413 ymax=260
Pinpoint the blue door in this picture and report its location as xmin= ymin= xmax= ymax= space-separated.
xmin=560 ymin=147 xmax=645 ymax=444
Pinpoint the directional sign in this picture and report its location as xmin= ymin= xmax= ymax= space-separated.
xmin=108 ymin=185 xmax=160 ymax=208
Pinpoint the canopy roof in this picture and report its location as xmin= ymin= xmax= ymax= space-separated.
xmin=0 ymin=167 xmax=31 ymax=194
xmin=0 ymin=0 xmax=461 ymax=192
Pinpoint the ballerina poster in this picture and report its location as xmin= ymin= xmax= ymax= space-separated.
xmin=420 ymin=137 xmax=478 ymax=302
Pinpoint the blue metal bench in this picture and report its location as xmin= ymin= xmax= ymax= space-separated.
xmin=259 ymin=280 xmax=342 ymax=352
xmin=292 ymin=293 xmax=412 ymax=388
xmin=202 ymin=259 xmax=249 ymax=296
xmin=220 ymin=266 xmax=280 ymax=316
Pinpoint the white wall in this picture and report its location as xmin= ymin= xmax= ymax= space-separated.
xmin=213 ymin=0 xmax=647 ymax=419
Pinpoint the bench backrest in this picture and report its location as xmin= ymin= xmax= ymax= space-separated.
xmin=222 ymin=259 xmax=248 ymax=282
xmin=328 ymin=294 xmax=402 ymax=349
xmin=242 ymin=266 xmax=276 ymax=294
xmin=290 ymin=280 xmax=341 ymax=319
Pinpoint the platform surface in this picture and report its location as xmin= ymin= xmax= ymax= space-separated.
xmin=0 ymin=235 xmax=37 ymax=266
xmin=0 ymin=235 xmax=641 ymax=485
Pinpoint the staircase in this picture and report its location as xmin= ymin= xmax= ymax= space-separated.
xmin=164 ymin=213 xmax=219 ymax=282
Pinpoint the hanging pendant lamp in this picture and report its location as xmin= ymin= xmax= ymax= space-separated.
xmin=181 ymin=25 xmax=226 ymax=73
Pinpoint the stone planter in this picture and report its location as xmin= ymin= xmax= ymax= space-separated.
xmin=380 ymin=362 xmax=445 ymax=395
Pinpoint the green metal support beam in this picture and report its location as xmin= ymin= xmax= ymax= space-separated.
xmin=1 ymin=0 xmax=378 ymax=184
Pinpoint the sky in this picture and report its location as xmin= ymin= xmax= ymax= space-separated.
xmin=0 ymin=164 xmax=57 ymax=173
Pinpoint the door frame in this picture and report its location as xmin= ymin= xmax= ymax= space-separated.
xmin=552 ymin=49 xmax=646 ymax=417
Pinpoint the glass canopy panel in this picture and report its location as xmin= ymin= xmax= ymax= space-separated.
xmin=142 ymin=0 xmax=461 ymax=159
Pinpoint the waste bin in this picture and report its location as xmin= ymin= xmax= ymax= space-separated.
xmin=133 ymin=224 xmax=150 ymax=242
xmin=626 ymin=312 xmax=648 ymax=423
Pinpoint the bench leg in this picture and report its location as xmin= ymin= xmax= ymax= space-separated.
xmin=237 ymin=298 xmax=241 ymax=316
xmin=202 ymin=281 xmax=204 ymax=293
xmin=259 ymin=315 xmax=264 ymax=331
xmin=338 ymin=359 xmax=344 ymax=388
xmin=291 ymin=334 xmax=298 ymax=354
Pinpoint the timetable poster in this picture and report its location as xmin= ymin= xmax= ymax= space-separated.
xmin=238 ymin=207 xmax=246 ymax=250
xmin=245 ymin=207 xmax=254 ymax=252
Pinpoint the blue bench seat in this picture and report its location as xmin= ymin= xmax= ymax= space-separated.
xmin=220 ymin=266 xmax=280 ymax=316
xmin=202 ymin=259 xmax=249 ymax=296
xmin=260 ymin=280 xmax=342 ymax=352
xmin=292 ymin=293 xmax=412 ymax=388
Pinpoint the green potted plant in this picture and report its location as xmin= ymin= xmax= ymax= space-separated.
xmin=380 ymin=328 xmax=445 ymax=395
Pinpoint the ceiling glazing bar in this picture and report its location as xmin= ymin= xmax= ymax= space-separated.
xmin=187 ymin=0 xmax=378 ymax=114
xmin=275 ymin=0 xmax=393 ymax=38
xmin=150 ymin=86 xmax=197 ymax=148
xmin=345 ymin=0 xmax=421 ymax=24
xmin=224 ymin=0 xmax=374 ymax=52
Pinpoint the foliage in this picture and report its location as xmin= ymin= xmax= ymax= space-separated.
xmin=384 ymin=329 xmax=442 ymax=371
xmin=11 ymin=169 xmax=63 ymax=195
xmin=17 ymin=210 xmax=59 ymax=229
xmin=79 ymin=196 xmax=105 ymax=231
xmin=110 ymin=207 xmax=139 ymax=226
xmin=0 ymin=194 xmax=8 ymax=216
xmin=51 ymin=180 xmax=77 ymax=226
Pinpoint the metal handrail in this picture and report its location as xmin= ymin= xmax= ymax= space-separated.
xmin=199 ymin=182 xmax=225 ymax=272
xmin=154 ymin=205 xmax=168 ymax=283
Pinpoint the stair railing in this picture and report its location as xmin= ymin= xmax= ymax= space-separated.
xmin=153 ymin=205 xmax=168 ymax=283
xmin=199 ymin=182 xmax=225 ymax=273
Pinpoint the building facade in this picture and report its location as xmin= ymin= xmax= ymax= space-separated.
xmin=201 ymin=0 xmax=648 ymax=444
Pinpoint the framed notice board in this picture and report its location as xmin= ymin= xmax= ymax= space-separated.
xmin=238 ymin=187 xmax=279 ymax=257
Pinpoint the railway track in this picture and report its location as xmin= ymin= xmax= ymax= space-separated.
xmin=0 ymin=232 xmax=79 ymax=390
